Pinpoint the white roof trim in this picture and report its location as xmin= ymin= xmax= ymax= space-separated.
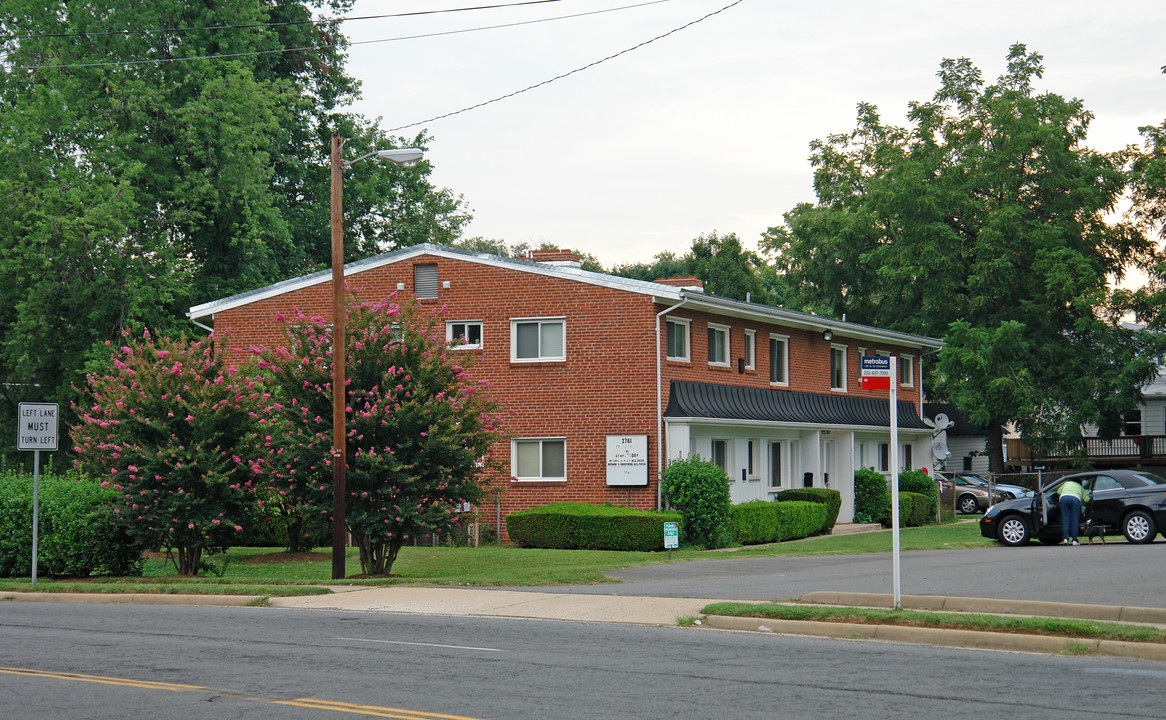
xmin=186 ymin=242 xmax=941 ymax=350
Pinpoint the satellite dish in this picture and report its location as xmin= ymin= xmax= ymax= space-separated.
xmin=934 ymin=413 xmax=952 ymax=430
xmin=931 ymin=440 xmax=951 ymax=460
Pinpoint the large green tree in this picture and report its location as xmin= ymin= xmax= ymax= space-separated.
xmin=610 ymin=231 xmax=777 ymax=303
xmin=0 ymin=1 xmax=469 ymax=462
xmin=765 ymin=45 xmax=1165 ymax=470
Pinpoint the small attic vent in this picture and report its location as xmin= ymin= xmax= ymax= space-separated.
xmin=414 ymin=263 xmax=438 ymax=299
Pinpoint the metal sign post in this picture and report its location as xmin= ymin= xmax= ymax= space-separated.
xmin=18 ymin=402 xmax=59 ymax=587
xmin=862 ymin=356 xmax=901 ymax=608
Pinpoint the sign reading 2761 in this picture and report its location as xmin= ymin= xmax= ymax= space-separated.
xmin=17 ymin=403 xmax=59 ymax=452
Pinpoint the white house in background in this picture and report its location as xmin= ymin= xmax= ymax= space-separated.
xmin=925 ymin=403 xmax=993 ymax=475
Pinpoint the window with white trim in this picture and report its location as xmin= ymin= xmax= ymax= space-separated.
xmin=511 ymin=318 xmax=565 ymax=361
xmin=710 ymin=439 xmax=729 ymax=473
xmin=769 ymin=334 xmax=788 ymax=385
xmin=447 ymin=321 xmax=482 ymax=349
xmin=830 ymin=345 xmax=847 ymax=391
xmin=666 ymin=318 xmax=690 ymax=361
xmin=769 ymin=441 xmax=783 ymax=489
xmin=513 ymin=438 xmax=566 ymax=481
xmin=747 ymin=439 xmax=761 ymax=479
xmin=707 ymin=324 xmax=729 ymax=366
xmin=743 ymin=330 xmax=756 ymax=370
xmin=878 ymin=442 xmax=890 ymax=472
xmin=899 ymin=354 xmax=914 ymax=387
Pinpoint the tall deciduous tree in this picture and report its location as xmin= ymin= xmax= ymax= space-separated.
xmin=259 ymin=295 xmax=506 ymax=576
xmin=0 ymin=1 xmax=470 ymax=462
xmin=610 ymin=232 xmax=775 ymax=303
xmin=765 ymin=45 xmax=1165 ymax=470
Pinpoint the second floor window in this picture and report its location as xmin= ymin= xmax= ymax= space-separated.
xmin=830 ymin=345 xmax=847 ymax=390
xmin=769 ymin=335 xmax=788 ymax=385
xmin=666 ymin=318 xmax=690 ymax=361
xmin=512 ymin=318 xmax=565 ymax=361
xmin=447 ymin=321 xmax=482 ymax=349
xmin=708 ymin=324 xmax=729 ymax=366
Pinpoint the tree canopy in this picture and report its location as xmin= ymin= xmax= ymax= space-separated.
xmin=764 ymin=45 xmax=1166 ymax=469
xmin=0 ymin=1 xmax=470 ymax=464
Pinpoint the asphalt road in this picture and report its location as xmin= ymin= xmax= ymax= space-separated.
xmin=3 ymin=603 xmax=1164 ymax=719
xmin=512 ymin=540 xmax=1166 ymax=607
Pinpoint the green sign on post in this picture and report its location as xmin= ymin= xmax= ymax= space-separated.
xmin=663 ymin=521 xmax=679 ymax=559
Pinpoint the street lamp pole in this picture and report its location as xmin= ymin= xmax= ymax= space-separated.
xmin=330 ymin=135 xmax=424 ymax=580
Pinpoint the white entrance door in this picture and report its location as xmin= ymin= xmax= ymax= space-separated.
xmin=821 ymin=440 xmax=834 ymax=490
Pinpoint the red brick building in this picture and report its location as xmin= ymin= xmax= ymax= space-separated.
xmin=188 ymin=244 xmax=942 ymax=530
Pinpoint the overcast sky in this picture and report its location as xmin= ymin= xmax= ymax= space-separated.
xmin=340 ymin=0 xmax=1165 ymax=268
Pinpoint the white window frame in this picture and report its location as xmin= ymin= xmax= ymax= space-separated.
xmin=446 ymin=320 xmax=483 ymax=350
xmin=768 ymin=441 xmax=784 ymax=490
xmin=665 ymin=317 xmax=691 ymax=362
xmin=710 ymin=439 xmax=729 ymax=473
xmin=769 ymin=333 xmax=789 ymax=386
xmin=510 ymin=317 xmax=565 ymax=362
xmin=707 ymin=323 xmax=730 ymax=367
xmin=899 ymin=354 xmax=914 ymax=387
xmin=830 ymin=344 xmax=848 ymax=391
xmin=747 ymin=439 xmax=761 ymax=479
xmin=743 ymin=330 xmax=756 ymax=370
xmin=512 ymin=438 xmax=566 ymax=481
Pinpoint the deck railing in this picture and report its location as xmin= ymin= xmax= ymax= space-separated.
xmin=1007 ymin=435 xmax=1166 ymax=464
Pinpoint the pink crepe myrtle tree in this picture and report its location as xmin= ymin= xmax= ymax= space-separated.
xmin=70 ymin=329 xmax=273 ymax=575
xmin=257 ymin=293 xmax=507 ymax=576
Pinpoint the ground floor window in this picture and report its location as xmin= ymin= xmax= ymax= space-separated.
xmin=711 ymin=439 xmax=729 ymax=473
xmin=769 ymin=442 xmax=783 ymax=490
xmin=513 ymin=438 xmax=566 ymax=481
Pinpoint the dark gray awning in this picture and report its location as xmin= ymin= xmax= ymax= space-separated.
xmin=665 ymin=380 xmax=930 ymax=430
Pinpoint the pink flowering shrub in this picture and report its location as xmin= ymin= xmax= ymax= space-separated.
xmin=70 ymin=329 xmax=271 ymax=575
xmin=259 ymin=294 xmax=506 ymax=575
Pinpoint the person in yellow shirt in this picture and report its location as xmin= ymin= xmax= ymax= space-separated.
xmin=1058 ymin=479 xmax=1091 ymax=545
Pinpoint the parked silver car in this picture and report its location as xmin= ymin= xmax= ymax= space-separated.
xmin=936 ymin=472 xmax=1007 ymax=514
xmin=951 ymin=472 xmax=1034 ymax=501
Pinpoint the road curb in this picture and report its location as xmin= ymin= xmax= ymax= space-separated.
xmin=798 ymin=591 xmax=1166 ymax=625
xmin=2 ymin=591 xmax=262 ymax=607
xmin=700 ymin=615 xmax=1166 ymax=661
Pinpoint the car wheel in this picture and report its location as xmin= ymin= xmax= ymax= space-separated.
xmin=958 ymin=495 xmax=979 ymax=515
xmin=1123 ymin=510 xmax=1156 ymax=544
xmin=998 ymin=515 xmax=1031 ymax=546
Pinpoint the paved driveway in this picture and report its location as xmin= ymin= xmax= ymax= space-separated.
xmin=511 ymin=541 xmax=1166 ymax=608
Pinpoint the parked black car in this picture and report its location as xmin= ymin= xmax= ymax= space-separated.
xmin=980 ymin=469 xmax=1166 ymax=546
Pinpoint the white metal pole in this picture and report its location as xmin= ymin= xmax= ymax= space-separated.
xmin=889 ymin=357 xmax=900 ymax=609
xmin=31 ymin=449 xmax=40 ymax=587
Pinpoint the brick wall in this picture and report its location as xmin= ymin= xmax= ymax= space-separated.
xmin=210 ymin=251 xmax=924 ymax=539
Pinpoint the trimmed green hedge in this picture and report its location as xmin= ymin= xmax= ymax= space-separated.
xmin=728 ymin=500 xmax=829 ymax=545
xmin=899 ymin=491 xmax=935 ymax=527
xmin=0 ymin=470 xmax=143 ymax=578
xmin=505 ymin=503 xmax=683 ymax=551
xmin=774 ymin=488 xmax=841 ymax=535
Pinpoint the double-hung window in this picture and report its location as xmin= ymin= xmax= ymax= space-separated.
xmin=666 ymin=318 xmax=690 ymax=361
xmin=743 ymin=330 xmax=756 ymax=370
xmin=707 ymin=324 xmax=729 ymax=366
xmin=511 ymin=318 xmax=565 ymax=362
xmin=830 ymin=345 xmax=847 ymax=391
xmin=769 ymin=334 xmax=788 ymax=385
xmin=899 ymin=354 xmax=914 ymax=387
xmin=447 ymin=321 xmax=482 ymax=349
xmin=513 ymin=438 xmax=566 ymax=481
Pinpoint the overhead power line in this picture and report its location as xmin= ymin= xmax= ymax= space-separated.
xmin=388 ymin=0 xmax=745 ymax=132
xmin=1 ymin=0 xmax=566 ymax=43
xmin=2 ymin=0 xmax=674 ymax=71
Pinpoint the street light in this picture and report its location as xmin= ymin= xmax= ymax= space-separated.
xmin=330 ymin=134 xmax=424 ymax=580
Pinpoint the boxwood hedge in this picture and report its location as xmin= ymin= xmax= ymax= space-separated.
xmin=505 ymin=503 xmax=683 ymax=551
xmin=728 ymin=500 xmax=829 ymax=545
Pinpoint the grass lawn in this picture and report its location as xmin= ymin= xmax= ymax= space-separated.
xmin=0 ymin=519 xmax=995 ymax=594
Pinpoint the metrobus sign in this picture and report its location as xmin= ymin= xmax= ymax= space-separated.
xmin=860 ymin=356 xmax=891 ymax=390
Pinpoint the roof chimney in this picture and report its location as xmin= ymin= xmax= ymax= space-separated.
xmin=526 ymin=248 xmax=582 ymax=268
xmin=653 ymin=276 xmax=704 ymax=291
